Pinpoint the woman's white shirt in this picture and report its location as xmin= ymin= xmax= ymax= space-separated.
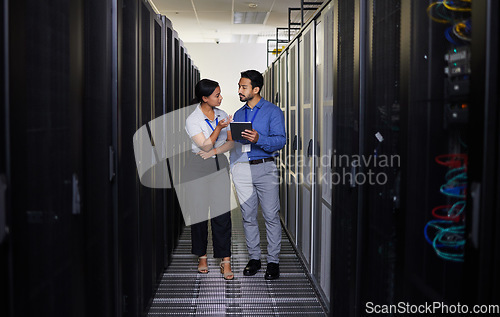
xmin=185 ymin=104 xmax=230 ymax=153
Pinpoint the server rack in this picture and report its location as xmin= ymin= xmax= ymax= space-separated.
xmin=273 ymin=59 xmax=279 ymax=105
xmin=262 ymin=68 xmax=269 ymax=100
xmin=396 ymin=0 xmax=500 ymax=309
xmin=288 ymin=39 xmax=300 ymax=244
xmin=84 ymin=0 xmax=121 ymax=315
xmin=278 ymin=53 xmax=288 ymax=225
xmin=1 ymin=0 xmax=11 ymax=315
xmin=298 ymin=22 xmax=316 ymax=269
xmin=162 ymin=16 xmax=177 ymax=267
xmin=313 ymin=2 xmax=334 ymax=304
xmin=172 ymin=31 xmax=182 ymax=241
xmin=4 ymin=0 xmax=195 ymax=315
xmin=330 ymin=0 xmax=360 ymax=315
xmin=118 ymin=0 xmax=142 ymax=314
xmin=7 ymin=0 xmax=87 ymax=315
xmin=187 ymin=55 xmax=192 ymax=105
xmin=152 ymin=11 xmax=166 ymax=293
xmin=195 ymin=65 xmax=200 ymax=85
xmin=352 ymin=0 xmax=402 ymax=312
xmin=178 ymin=41 xmax=186 ymax=217
xmin=161 ymin=16 xmax=171 ymax=267
xmin=261 ymin=69 xmax=266 ymax=97
xmin=267 ymin=68 xmax=272 ymax=101
xmin=138 ymin=1 xmax=154 ymax=308
xmin=268 ymin=0 xmax=499 ymax=316
xmin=397 ymin=0 xmax=470 ymax=306
xmin=269 ymin=1 xmax=335 ymax=310
xmin=465 ymin=0 xmax=500 ymax=305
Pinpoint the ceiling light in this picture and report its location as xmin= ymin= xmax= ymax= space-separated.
xmin=248 ymin=3 xmax=258 ymax=8
xmin=233 ymin=11 xmax=268 ymax=24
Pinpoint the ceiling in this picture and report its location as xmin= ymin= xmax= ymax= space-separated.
xmin=149 ymin=0 xmax=324 ymax=43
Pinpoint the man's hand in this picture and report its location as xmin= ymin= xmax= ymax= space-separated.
xmin=241 ymin=129 xmax=259 ymax=143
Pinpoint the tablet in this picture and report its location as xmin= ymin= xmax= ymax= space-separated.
xmin=230 ymin=122 xmax=253 ymax=141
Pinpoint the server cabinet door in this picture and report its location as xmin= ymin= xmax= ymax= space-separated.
xmin=353 ymin=0 xmax=403 ymax=310
xmin=8 ymin=0 xmax=86 ymax=315
xmin=287 ymin=41 xmax=299 ymax=242
xmin=278 ymin=53 xmax=288 ymax=224
xmin=313 ymin=3 xmax=335 ymax=307
xmin=119 ymin=0 xmax=141 ymax=315
xmin=173 ymin=35 xmax=180 ymax=205
xmin=138 ymin=1 xmax=155 ymax=308
xmin=187 ymin=57 xmax=192 ymax=103
xmin=268 ymin=68 xmax=272 ymax=100
xmin=273 ymin=61 xmax=279 ymax=105
xmin=173 ymin=35 xmax=183 ymax=233
xmin=298 ymin=23 xmax=316 ymax=268
xmin=153 ymin=17 xmax=166 ymax=280
xmin=163 ymin=17 xmax=177 ymax=264
xmin=1 ymin=0 xmax=10 ymax=313
xmin=262 ymin=70 xmax=267 ymax=99
xmin=465 ymin=0 xmax=500 ymax=305
xmin=331 ymin=0 xmax=360 ymax=315
xmin=397 ymin=0 xmax=472 ymax=308
xmin=179 ymin=47 xmax=187 ymax=210
xmin=265 ymin=69 xmax=270 ymax=100
xmin=264 ymin=69 xmax=268 ymax=100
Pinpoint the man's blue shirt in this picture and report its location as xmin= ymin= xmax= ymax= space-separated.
xmin=229 ymin=98 xmax=286 ymax=165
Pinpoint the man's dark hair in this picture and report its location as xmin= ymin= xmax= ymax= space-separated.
xmin=240 ymin=70 xmax=263 ymax=94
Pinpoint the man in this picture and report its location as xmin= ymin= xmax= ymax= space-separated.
xmin=230 ymin=70 xmax=286 ymax=280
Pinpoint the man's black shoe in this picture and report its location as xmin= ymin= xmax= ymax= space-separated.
xmin=264 ymin=262 xmax=280 ymax=280
xmin=243 ymin=259 xmax=261 ymax=276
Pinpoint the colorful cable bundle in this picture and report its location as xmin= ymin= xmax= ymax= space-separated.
xmin=427 ymin=0 xmax=471 ymax=45
xmin=424 ymin=154 xmax=468 ymax=262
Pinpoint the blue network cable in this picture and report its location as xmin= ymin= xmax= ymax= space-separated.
xmin=424 ymin=220 xmax=465 ymax=262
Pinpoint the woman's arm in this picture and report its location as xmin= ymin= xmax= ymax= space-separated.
xmin=190 ymin=117 xmax=231 ymax=151
xmin=191 ymin=131 xmax=217 ymax=152
xmin=197 ymin=131 xmax=234 ymax=159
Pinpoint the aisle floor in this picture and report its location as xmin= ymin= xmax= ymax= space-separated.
xmin=148 ymin=208 xmax=327 ymax=316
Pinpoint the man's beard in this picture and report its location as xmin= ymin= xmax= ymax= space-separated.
xmin=239 ymin=94 xmax=253 ymax=102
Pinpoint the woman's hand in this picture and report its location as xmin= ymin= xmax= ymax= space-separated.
xmin=197 ymin=149 xmax=216 ymax=159
xmin=217 ymin=115 xmax=233 ymax=129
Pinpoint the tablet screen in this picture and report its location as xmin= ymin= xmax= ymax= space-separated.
xmin=230 ymin=122 xmax=253 ymax=140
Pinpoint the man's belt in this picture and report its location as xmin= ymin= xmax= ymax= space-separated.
xmin=248 ymin=157 xmax=275 ymax=165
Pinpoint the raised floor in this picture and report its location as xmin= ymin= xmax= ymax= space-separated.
xmin=147 ymin=208 xmax=327 ymax=316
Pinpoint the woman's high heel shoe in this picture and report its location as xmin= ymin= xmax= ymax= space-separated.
xmin=198 ymin=255 xmax=209 ymax=274
xmin=220 ymin=260 xmax=234 ymax=280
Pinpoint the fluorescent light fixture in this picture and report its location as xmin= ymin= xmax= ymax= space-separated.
xmin=233 ymin=11 xmax=268 ymax=24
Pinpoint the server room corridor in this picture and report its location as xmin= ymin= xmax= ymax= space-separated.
xmin=2 ymin=0 xmax=500 ymax=316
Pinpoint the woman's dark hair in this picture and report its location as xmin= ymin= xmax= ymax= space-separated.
xmin=240 ymin=70 xmax=263 ymax=94
xmin=190 ymin=79 xmax=219 ymax=104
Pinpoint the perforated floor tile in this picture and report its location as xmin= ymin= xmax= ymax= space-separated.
xmin=147 ymin=209 xmax=327 ymax=316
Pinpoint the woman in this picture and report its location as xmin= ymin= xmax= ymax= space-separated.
xmin=184 ymin=79 xmax=234 ymax=280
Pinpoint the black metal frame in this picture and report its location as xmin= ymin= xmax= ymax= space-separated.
xmin=268 ymin=1 xmax=324 ymax=66
xmin=267 ymin=38 xmax=289 ymax=66
xmin=288 ymin=1 xmax=325 ymax=34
